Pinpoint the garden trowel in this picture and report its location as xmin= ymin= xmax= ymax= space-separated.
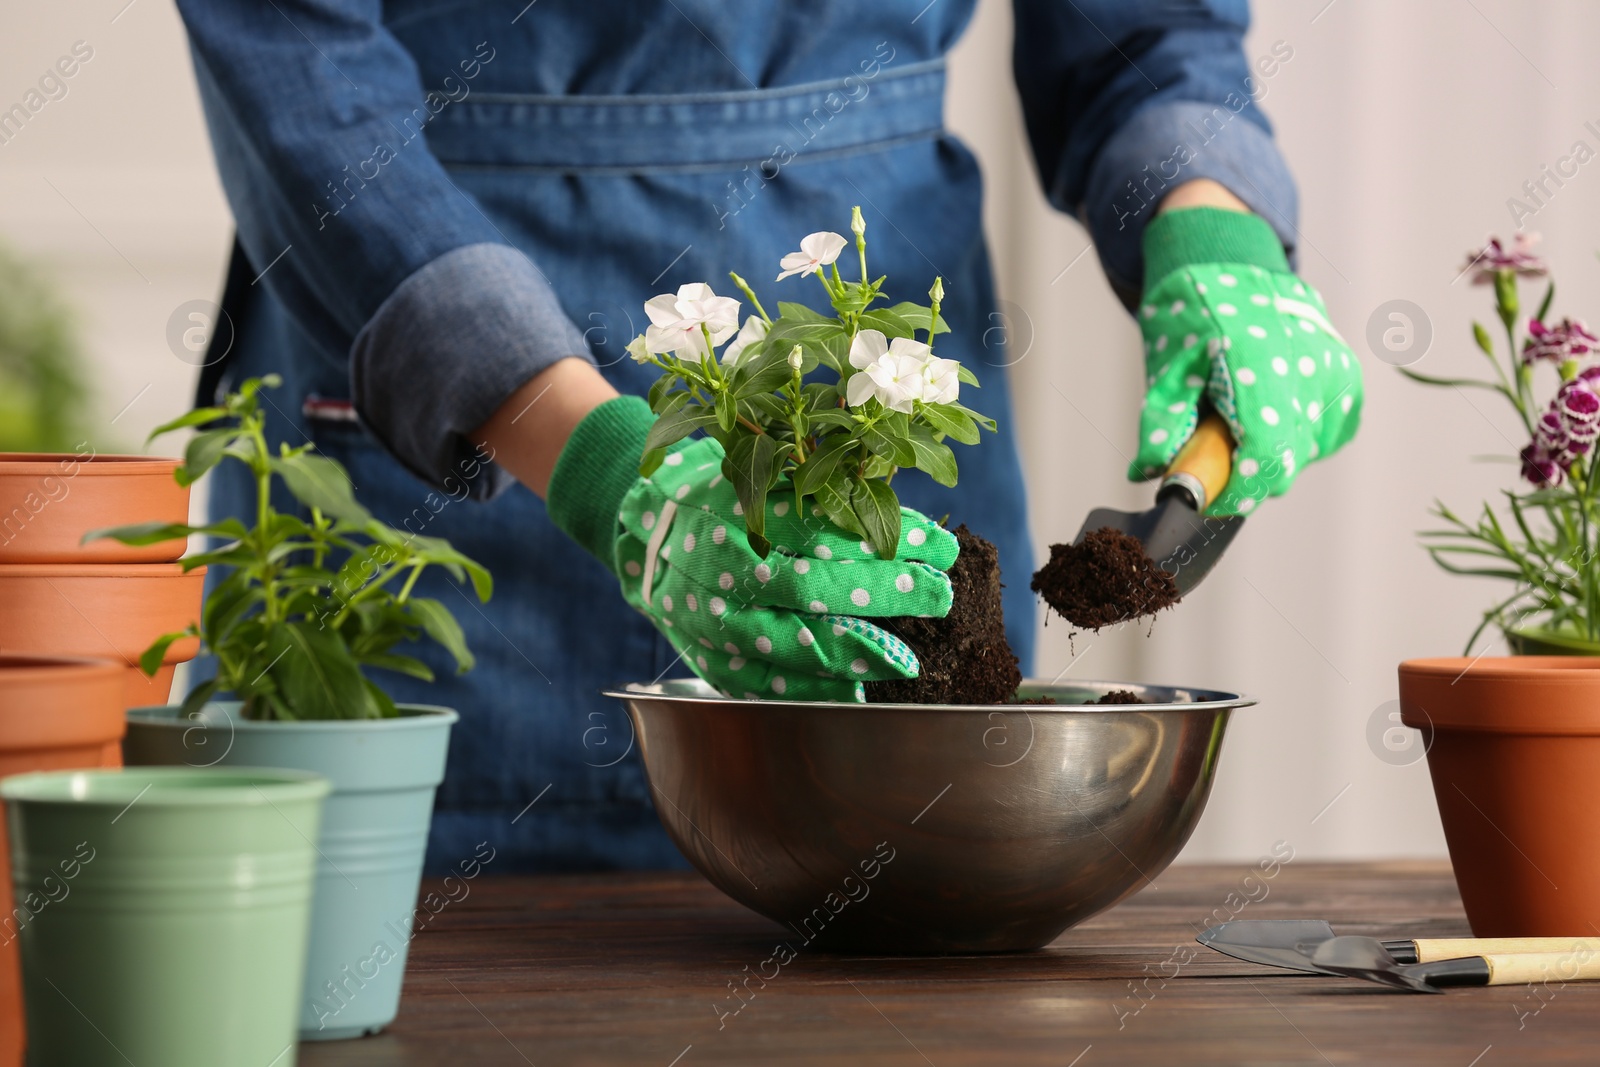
xmin=1074 ymin=411 xmax=1242 ymax=596
xmin=1198 ymin=919 xmax=1600 ymax=990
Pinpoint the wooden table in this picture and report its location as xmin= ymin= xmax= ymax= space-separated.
xmin=299 ymin=862 xmax=1598 ymax=1066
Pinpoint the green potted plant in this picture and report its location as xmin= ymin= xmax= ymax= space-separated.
xmin=92 ymin=375 xmax=491 ymax=1039
xmin=627 ymin=207 xmax=1013 ymax=704
xmin=1398 ymin=234 xmax=1600 ymax=935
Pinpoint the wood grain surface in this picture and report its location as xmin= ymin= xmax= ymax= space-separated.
xmin=299 ymin=862 xmax=1600 ymax=1066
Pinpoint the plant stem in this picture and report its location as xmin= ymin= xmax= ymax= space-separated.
xmin=728 ymin=272 xmax=772 ymax=323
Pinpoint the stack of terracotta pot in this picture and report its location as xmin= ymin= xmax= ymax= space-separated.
xmin=0 ymin=452 xmax=203 ymax=1066
xmin=0 ymin=452 xmax=205 ymax=726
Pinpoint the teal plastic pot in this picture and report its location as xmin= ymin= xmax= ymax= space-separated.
xmin=122 ymin=703 xmax=457 ymax=1040
xmin=2 ymin=767 xmax=328 ymax=1067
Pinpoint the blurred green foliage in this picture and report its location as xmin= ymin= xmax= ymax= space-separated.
xmin=0 ymin=239 xmax=89 ymax=452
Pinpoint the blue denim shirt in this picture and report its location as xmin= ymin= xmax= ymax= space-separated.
xmin=177 ymin=0 xmax=1296 ymax=872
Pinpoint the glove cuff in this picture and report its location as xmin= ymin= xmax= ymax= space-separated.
xmin=546 ymin=395 xmax=656 ymax=571
xmin=1142 ymin=207 xmax=1290 ymax=291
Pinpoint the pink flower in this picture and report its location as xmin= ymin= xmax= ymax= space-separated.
xmin=1462 ymin=233 xmax=1549 ymax=284
xmin=1521 ymin=377 xmax=1600 ymax=486
xmin=1523 ymin=317 xmax=1598 ymax=365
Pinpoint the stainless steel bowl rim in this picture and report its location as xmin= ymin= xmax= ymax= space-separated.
xmin=604 ymin=678 xmax=1257 ymax=713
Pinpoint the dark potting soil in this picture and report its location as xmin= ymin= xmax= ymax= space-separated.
xmin=866 ymin=524 xmax=1022 ymax=706
xmin=1030 ymin=527 xmax=1182 ymax=631
xmin=1091 ymin=690 xmax=1146 ymax=705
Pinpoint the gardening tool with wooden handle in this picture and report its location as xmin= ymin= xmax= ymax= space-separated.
xmin=1074 ymin=411 xmax=1241 ymax=596
xmin=1199 ymin=918 xmax=1600 ymax=973
xmin=1310 ymin=936 xmax=1600 ymax=993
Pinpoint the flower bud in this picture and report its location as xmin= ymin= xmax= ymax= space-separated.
xmin=851 ymin=205 xmax=865 ymax=238
xmin=787 ymin=344 xmax=804 ymax=371
xmin=929 ymin=276 xmax=944 ymax=304
xmin=626 ymin=335 xmax=652 ymax=364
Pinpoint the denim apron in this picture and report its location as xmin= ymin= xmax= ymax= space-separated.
xmin=204 ymin=32 xmax=1036 ymax=873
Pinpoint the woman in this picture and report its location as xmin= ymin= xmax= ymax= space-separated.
xmin=176 ymin=0 xmax=1361 ymax=871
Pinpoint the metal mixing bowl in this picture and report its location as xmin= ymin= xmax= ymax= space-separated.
xmin=604 ymin=678 xmax=1256 ymax=954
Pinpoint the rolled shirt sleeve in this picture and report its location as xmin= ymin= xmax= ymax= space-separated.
xmin=1011 ymin=0 xmax=1299 ymax=305
xmin=177 ymin=0 xmax=589 ymax=498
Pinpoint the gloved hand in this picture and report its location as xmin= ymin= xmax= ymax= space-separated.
xmin=1130 ymin=207 xmax=1363 ymax=515
xmin=546 ymin=396 xmax=958 ymax=702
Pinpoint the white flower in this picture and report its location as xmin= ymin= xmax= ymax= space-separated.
xmin=721 ymin=315 xmax=768 ymax=366
xmin=776 ymin=231 xmax=848 ymax=282
xmin=845 ymin=331 xmax=934 ymax=414
xmin=643 ymin=283 xmax=741 ymax=361
xmin=848 ymin=351 xmax=927 ymax=414
xmin=920 ymin=357 xmax=961 ymax=405
xmin=625 ymin=334 xmax=652 ymax=364
xmin=787 ymin=344 xmax=804 ymax=371
xmin=848 ymin=328 xmax=930 ymax=371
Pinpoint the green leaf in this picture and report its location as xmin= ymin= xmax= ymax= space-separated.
xmin=921 ymin=403 xmax=980 ymax=445
xmin=726 ymin=432 xmax=785 ymax=554
xmin=956 ymin=364 xmax=981 ymax=387
xmin=646 ymin=374 xmax=677 ymax=411
xmin=743 ymin=392 xmax=788 ymax=420
xmin=81 ymin=521 xmax=193 ymax=547
xmin=732 ymin=353 xmax=795 ymax=398
xmin=407 ymin=535 xmax=493 ymax=601
xmin=1536 ymin=280 xmax=1556 ymax=325
xmin=263 ymin=620 xmax=380 ymax=720
xmin=952 ymin=403 xmax=998 ymax=433
xmin=138 ymin=628 xmax=194 ymax=677
xmin=862 ymin=423 xmax=915 ymax=467
xmin=147 ymin=406 xmax=227 ymax=442
xmin=906 ymin=426 xmax=959 ymax=487
xmin=792 ymin=436 xmax=854 ymax=496
xmin=806 ymin=409 xmax=858 ymax=434
xmin=851 ymin=477 xmax=902 ymax=560
xmin=271 ymin=453 xmax=372 ymax=522
xmin=859 ymin=308 xmax=917 ymax=338
xmin=1398 ymin=368 xmax=1505 ymax=392
xmin=815 ymin=474 xmax=864 ymax=538
xmin=775 ymin=301 xmax=833 ymax=324
xmin=179 ymin=428 xmax=238 ymax=485
xmin=639 ymin=446 xmax=668 ymax=478
xmin=360 ymin=652 xmax=435 ymax=682
xmin=178 ymin=678 xmax=220 ymax=720
xmin=408 ymin=597 xmax=475 ymax=674
xmin=884 ymin=302 xmax=950 ymax=335
xmin=642 ymin=403 xmax=718 ymax=456
xmin=715 ymin=390 xmax=739 ymax=433
xmin=363 ymin=678 xmax=399 ymax=719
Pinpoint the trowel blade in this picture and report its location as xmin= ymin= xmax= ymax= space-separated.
xmin=1197 ymin=920 xmax=1344 ymax=975
xmin=1074 ymin=495 xmax=1244 ymax=596
xmin=1310 ymin=936 xmax=1445 ymax=994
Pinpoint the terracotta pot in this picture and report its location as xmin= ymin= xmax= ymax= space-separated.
xmin=0 ymin=453 xmax=188 ymax=564
xmin=1399 ymin=656 xmax=1600 ymax=936
xmin=0 ymin=563 xmax=205 ymax=711
xmin=0 ymin=653 xmax=126 ymax=1067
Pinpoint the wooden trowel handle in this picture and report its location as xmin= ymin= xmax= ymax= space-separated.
xmin=1159 ymin=412 xmax=1235 ymax=513
xmin=1414 ymin=937 xmax=1600 ymax=963
xmin=1482 ymin=950 xmax=1600 ymax=986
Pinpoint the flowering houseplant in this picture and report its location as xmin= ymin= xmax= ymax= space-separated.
xmin=628 ymin=207 xmax=995 ymax=560
xmin=1405 ymin=234 xmax=1600 ymax=650
xmin=89 ymin=376 xmax=491 ymax=719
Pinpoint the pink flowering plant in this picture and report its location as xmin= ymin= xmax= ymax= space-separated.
xmin=627 ymin=207 xmax=995 ymax=559
xmin=1407 ymin=234 xmax=1600 ymax=648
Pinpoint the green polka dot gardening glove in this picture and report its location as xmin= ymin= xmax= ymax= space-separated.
xmin=546 ymin=396 xmax=959 ymax=702
xmin=1133 ymin=207 xmax=1364 ymax=515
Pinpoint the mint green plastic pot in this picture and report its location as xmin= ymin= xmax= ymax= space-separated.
xmin=2 ymin=767 xmax=328 ymax=1067
xmin=123 ymin=703 xmax=456 ymax=1041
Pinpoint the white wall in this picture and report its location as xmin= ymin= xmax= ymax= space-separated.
xmin=7 ymin=1 xmax=1593 ymax=861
